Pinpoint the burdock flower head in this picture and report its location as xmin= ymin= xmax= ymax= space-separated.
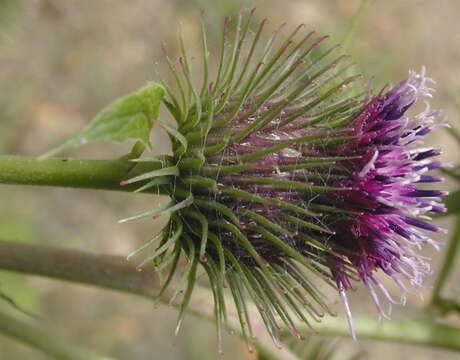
xmin=121 ymin=10 xmax=447 ymax=350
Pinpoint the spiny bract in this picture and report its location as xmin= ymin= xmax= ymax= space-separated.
xmin=121 ymin=9 xmax=447 ymax=351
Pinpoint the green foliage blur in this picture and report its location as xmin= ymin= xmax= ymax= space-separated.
xmin=0 ymin=1 xmax=458 ymax=359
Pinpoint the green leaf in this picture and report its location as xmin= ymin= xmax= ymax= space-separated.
xmin=40 ymin=82 xmax=165 ymax=158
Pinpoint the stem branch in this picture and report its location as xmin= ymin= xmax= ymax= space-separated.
xmin=0 ymin=310 xmax=115 ymax=360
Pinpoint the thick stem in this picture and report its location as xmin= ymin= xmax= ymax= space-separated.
xmin=0 ymin=239 xmax=159 ymax=299
xmin=0 ymin=240 xmax=459 ymax=353
xmin=0 ymin=310 xmax=115 ymax=360
xmin=0 ymin=155 xmax=167 ymax=194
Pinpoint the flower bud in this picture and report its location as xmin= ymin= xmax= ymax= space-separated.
xmin=123 ymin=10 xmax=447 ymax=349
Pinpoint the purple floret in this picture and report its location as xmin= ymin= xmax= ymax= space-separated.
xmin=327 ymin=68 xmax=448 ymax=338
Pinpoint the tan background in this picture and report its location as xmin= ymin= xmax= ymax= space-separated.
xmin=0 ymin=1 xmax=459 ymax=359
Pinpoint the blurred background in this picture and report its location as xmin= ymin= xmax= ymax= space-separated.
xmin=0 ymin=0 xmax=459 ymax=359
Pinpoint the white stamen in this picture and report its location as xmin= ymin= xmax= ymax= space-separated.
xmin=339 ymin=289 xmax=356 ymax=341
xmin=358 ymin=150 xmax=379 ymax=177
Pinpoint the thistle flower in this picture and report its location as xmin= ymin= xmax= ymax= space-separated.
xmin=122 ymin=10 xmax=447 ymax=350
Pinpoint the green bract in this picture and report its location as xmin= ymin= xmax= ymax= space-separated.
xmin=117 ymin=10 xmax=366 ymax=351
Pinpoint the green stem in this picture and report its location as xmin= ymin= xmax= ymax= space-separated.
xmin=0 ymin=155 xmax=167 ymax=194
xmin=296 ymin=315 xmax=460 ymax=352
xmin=341 ymin=0 xmax=373 ymax=55
xmin=430 ymin=216 xmax=460 ymax=311
xmin=0 ymin=239 xmax=300 ymax=360
xmin=430 ymin=298 xmax=460 ymax=316
xmin=0 ymin=239 xmax=160 ymax=299
xmin=0 ymin=240 xmax=459 ymax=353
xmin=0 ymin=309 xmax=115 ymax=360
